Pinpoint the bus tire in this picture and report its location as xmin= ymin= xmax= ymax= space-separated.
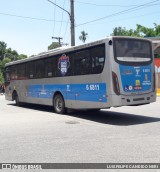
xmin=13 ymin=92 xmax=21 ymax=106
xmin=53 ymin=94 xmax=66 ymax=114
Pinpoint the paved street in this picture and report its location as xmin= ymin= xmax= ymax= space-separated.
xmin=0 ymin=95 xmax=160 ymax=170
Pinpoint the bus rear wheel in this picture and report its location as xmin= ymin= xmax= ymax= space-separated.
xmin=14 ymin=93 xmax=21 ymax=106
xmin=53 ymin=94 xmax=66 ymax=114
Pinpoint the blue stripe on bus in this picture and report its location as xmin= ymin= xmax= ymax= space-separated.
xmin=28 ymin=83 xmax=107 ymax=103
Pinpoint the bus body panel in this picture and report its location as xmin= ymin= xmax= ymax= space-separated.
xmin=110 ymin=37 xmax=156 ymax=107
xmin=119 ymin=64 xmax=152 ymax=93
xmin=4 ymin=36 xmax=156 ymax=112
xmin=5 ymin=74 xmax=110 ymax=110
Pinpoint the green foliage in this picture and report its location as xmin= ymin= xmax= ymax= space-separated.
xmin=18 ymin=54 xmax=28 ymax=60
xmin=0 ymin=41 xmax=7 ymax=60
xmin=79 ymin=31 xmax=88 ymax=43
xmin=48 ymin=42 xmax=60 ymax=50
xmin=0 ymin=58 xmax=11 ymax=84
xmin=137 ymin=23 xmax=160 ymax=37
xmin=112 ymin=23 xmax=160 ymax=37
xmin=155 ymin=54 xmax=160 ymax=58
xmin=0 ymin=41 xmax=28 ymax=84
xmin=1 ymin=58 xmax=11 ymax=67
xmin=111 ymin=27 xmax=142 ymax=37
xmin=4 ymin=48 xmax=19 ymax=61
xmin=0 ymin=71 xmax=4 ymax=84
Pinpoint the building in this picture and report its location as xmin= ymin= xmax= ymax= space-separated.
xmin=146 ymin=37 xmax=160 ymax=95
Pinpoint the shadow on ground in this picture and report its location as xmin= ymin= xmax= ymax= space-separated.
xmin=8 ymin=103 xmax=160 ymax=126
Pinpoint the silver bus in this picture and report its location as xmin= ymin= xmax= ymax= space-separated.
xmin=4 ymin=36 xmax=156 ymax=114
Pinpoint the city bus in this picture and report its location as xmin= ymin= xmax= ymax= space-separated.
xmin=4 ymin=36 xmax=156 ymax=114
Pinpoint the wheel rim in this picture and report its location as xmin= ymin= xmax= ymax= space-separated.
xmin=15 ymin=95 xmax=19 ymax=105
xmin=55 ymin=97 xmax=63 ymax=112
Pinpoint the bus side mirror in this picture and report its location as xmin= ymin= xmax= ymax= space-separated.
xmin=108 ymin=40 xmax=112 ymax=45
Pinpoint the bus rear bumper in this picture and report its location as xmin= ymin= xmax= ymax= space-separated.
xmin=121 ymin=92 xmax=156 ymax=106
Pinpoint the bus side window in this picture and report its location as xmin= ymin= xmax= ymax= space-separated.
xmin=35 ymin=60 xmax=44 ymax=78
xmin=91 ymin=45 xmax=105 ymax=74
xmin=45 ymin=57 xmax=56 ymax=78
xmin=26 ymin=62 xmax=35 ymax=79
xmin=74 ymin=50 xmax=91 ymax=75
xmin=5 ymin=67 xmax=11 ymax=82
xmin=65 ymin=53 xmax=73 ymax=76
xmin=17 ymin=64 xmax=26 ymax=79
xmin=11 ymin=66 xmax=18 ymax=80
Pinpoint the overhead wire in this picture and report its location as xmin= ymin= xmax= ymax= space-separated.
xmin=0 ymin=12 xmax=68 ymax=23
xmin=74 ymin=0 xmax=138 ymax=7
xmin=74 ymin=0 xmax=160 ymax=7
xmin=52 ymin=0 xmax=57 ymax=37
xmin=85 ymin=10 xmax=160 ymax=26
xmin=63 ymin=18 xmax=70 ymax=44
xmin=62 ymin=0 xmax=70 ymax=45
xmin=47 ymin=0 xmax=71 ymax=44
xmin=1 ymin=0 xmax=159 ymax=44
xmin=76 ymin=0 xmax=160 ymax=27
xmin=59 ymin=0 xmax=66 ymax=36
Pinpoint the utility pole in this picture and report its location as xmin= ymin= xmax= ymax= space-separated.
xmin=47 ymin=0 xmax=75 ymax=46
xmin=70 ymin=0 xmax=75 ymax=46
xmin=52 ymin=37 xmax=63 ymax=46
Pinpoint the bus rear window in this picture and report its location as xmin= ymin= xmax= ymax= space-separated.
xmin=114 ymin=38 xmax=152 ymax=65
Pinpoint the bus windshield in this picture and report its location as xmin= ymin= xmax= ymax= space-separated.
xmin=114 ymin=38 xmax=152 ymax=65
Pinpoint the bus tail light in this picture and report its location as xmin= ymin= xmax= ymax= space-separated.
xmin=112 ymin=71 xmax=120 ymax=95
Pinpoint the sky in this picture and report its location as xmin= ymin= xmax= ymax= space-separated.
xmin=0 ymin=0 xmax=160 ymax=56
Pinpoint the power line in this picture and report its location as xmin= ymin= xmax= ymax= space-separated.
xmin=76 ymin=0 xmax=160 ymax=27
xmin=59 ymin=0 xmax=66 ymax=36
xmin=63 ymin=18 xmax=70 ymax=43
xmin=52 ymin=0 xmax=57 ymax=37
xmin=47 ymin=0 xmax=70 ymax=17
xmin=85 ymin=10 xmax=160 ymax=26
xmin=74 ymin=0 xmax=160 ymax=7
xmin=0 ymin=12 xmax=68 ymax=23
xmin=48 ymin=0 xmax=75 ymax=46
xmin=74 ymin=0 xmax=138 ymax=7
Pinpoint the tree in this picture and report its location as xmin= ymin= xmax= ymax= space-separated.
xmin=111 ymin=23 xmax=160 ymax=37
xmin=48 ymin=42 xmax=60 ymax=50
xmin=137 ymin=23 xmax=160 ymax=37
xmin=111 ymin=27 xmax=142 ymax=37
xmin=0 ymin=70 xmax=4 ymax=85
xmin=0 ymin=41 xmax=7 ymax=60
xmin=154 ymin=23 xmax=160 ymax=36
xmin=1 ymin=58 xmax=11 ymax=67
xmin=0 ymin=40 xmax=28 ymax=84
xmin=3 ymin=48 xmax=27 ymax=61
xmin=0 ymin=58 xmax=11 ymax=84
xmin=79 ymin=31 xmax=88 ymax=43
xmin=17 ymin=54 xmax=28 ymax=60
xmin=4 ymin=48 xmax=19 ymax=61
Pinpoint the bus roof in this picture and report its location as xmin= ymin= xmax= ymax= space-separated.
xmin=4 ymin=36 xmax=151 ymax=67
xmin=5 ymin=38 xmax=107 ymax=67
